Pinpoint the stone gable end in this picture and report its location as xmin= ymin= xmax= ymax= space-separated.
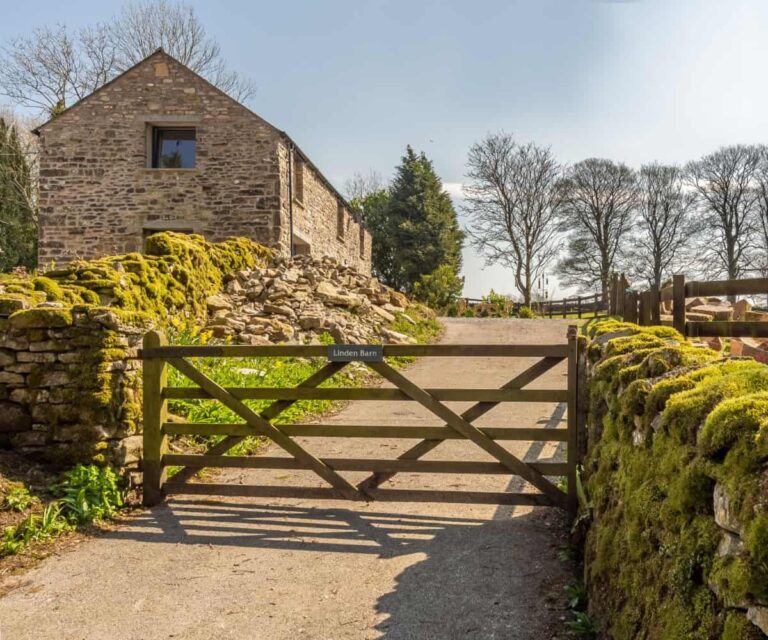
xmin=34 ymin=52 xmax=273 ymax=264
xmin=36 ymin=50 xmax=372 ymax=274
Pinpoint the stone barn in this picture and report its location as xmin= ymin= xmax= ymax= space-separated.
xmin=33 ymin=49 xmax=372 ymax=273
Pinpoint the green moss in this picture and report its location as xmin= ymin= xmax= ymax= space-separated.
xmin=699 ymin=393 xmax=768 ymax=459
xmin=582 ymin=317 xmax=768 ymax=639
xmin=0 ymin=232 xmax=271 ymax=331
xmin=9 ymin=307 xmax=73 ymax=329
xmin=723 ymin=611 xmax=765 ymax=640
xmin=32 ymin=276 xmax=64 ymax=301
xmin=603 ymin=332 xmax=668 ymax=357
xmin=663 ymin=367 xmax=768 ymax=445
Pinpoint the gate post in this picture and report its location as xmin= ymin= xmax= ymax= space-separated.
xmin=567 ymin=325 xmax=579 ymax=517
xmin=142 ymin=330 xmax=168 ymax=506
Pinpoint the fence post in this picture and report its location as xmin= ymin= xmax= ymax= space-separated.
xmin=618 ymin=274 xmax=629 ymax=319
xmin=577 ymin=331 xmax=588 ymax=462
xmin=563 ymin=297 xmax=568 ymax=319
xmin=673 ymin=274 xmax=686 ymax=336
xmin=594 ymin=292 xmax=600 ymax=318
xmin=650 ymin=284 xmax=661 ymax=325
xmin=549 ymin=300 xmax=553 ymax=318
xmin=577 ymin=296 xmax=582 ymax=319
xmin=627 ymin=290 xmax=639 ymax=324
xmin=567 ymin=325 xmax=579 ymax=518
xmin=142 ymin=330 xmax=168 ymax=507
xmin=639 ymin=290 xmax=651 ymax=326
xmin=609 ymin=273 xmax=619 ymax=315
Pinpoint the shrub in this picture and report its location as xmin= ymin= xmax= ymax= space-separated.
xmin=411 ymin=264 xmax=464 ymax=310
xmin=518 ymin=306 xmax=535 ymax=319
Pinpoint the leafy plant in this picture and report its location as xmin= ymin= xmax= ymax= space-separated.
xmin=558 ymin=544 xmax=578 ymax=562
xmin=1 ymin=504 xmax=70 ymax=558
xmin=564 ymin=583 xmax=588 ymax=611
xmin=3 ymin=485 xmax=38 ymax=512
xmin=54 ymin=464 xmax=124 ymax=524
xmin=565 ymin=611 xmax=597 ymax=638
xmin=518 ymin=305 xmax=535 ymax=319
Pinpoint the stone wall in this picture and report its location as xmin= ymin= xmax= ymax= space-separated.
xmin=581 ymin=319 xmax=768 ymax=638
xmin=277 ymin=141 xmax=372 ymax=272
xmin=0 ymin=233 xmax=269 ymax=482
xmin=0 ymin=306 xmax=146 ymax=481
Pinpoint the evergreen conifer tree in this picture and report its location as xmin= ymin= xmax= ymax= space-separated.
xmin=0 ymin=118 xmax=37 ymax=270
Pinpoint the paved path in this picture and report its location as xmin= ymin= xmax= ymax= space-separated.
xmin=0 ymin=319 xmax=575 ymax=640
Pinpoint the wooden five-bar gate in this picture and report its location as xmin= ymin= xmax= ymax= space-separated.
xmin=140 ymin=327 xmax=585 ymax=515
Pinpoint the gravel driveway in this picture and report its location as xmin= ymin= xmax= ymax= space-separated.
xmin=0 ymin=319 xmax=575 ymax=640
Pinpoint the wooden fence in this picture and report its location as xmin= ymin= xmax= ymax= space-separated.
xmin=140 ymin=328 xmax=587 ymax=515
xmin=535 ymin=293 xmax=607 ymax=319
xmin=458 ymin=294 xmax=608 ymax=319
xmin=609 ymin=273 xmax=768 ymax=338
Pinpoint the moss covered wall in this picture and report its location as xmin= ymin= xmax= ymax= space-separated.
xmin=582 ymin=319 xmax=768 ymax=639
xmin=0 ymin=233 xmax=271 ymax=479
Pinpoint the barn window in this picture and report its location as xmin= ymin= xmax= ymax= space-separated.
xmin=151 ymin=128 xmax=196 ymax=168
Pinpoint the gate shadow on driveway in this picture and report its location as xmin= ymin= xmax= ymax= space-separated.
xmin=102 ymin=402 xmax=571 ymax=638
xmin=108 ymin=499 xmax=492 ymax=557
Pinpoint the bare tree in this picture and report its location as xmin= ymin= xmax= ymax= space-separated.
xmin=0 ymin=25 xmax=90 ymax=114
xmin=556 ymin=158 xmax=637 ymax=299
xmin=751 ymin=146 xmax=768 ymax=278
xmin=627 ymin=163 xmax=698 ymax=289
xmin=463 ymin=132 xmax=563 ymax=305
xmin=0 ymin=1 xmax=255 ymax=117
xmin=109 ymin=0 xmax=255 ymax=101
xmin=344 ymin=169 xmax=384 ymax=202
xmin=686 ymin=145 xmax=761 ymax=280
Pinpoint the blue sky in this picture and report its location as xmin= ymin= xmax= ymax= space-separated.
xmin=3 ymin=0 xmax=768 ymax=296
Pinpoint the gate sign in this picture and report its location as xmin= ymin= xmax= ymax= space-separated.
xmin=327 ymin=344 xmax=384 ymax=362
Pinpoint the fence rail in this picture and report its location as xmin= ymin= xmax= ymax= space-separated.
xmin=458 ymin=294 xmax=608 ymax=319
xmin=609 ymin=273 xmax=768 ymax=338
xmin=535 ymin=293 xmax=608 ymax=319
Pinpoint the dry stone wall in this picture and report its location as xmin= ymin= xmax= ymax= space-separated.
xmin=0 ymin=305 xmax=146 ymax=479
xmin=582 ymin=319 xmax=768 ymax=639
xmin=0 ymin=232 xmax=418 ymax=483
xmin=0 ymin=233 xmax=269 ymax=481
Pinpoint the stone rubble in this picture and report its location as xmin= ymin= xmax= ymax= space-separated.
xmin=203 ymin=255 xmax=418 ymax=345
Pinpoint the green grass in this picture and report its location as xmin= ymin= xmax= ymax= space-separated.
xmin=167 ymin=336 xmax=368 ymax=454
xmin=167 ymin=306 xmax=442 ymax=457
